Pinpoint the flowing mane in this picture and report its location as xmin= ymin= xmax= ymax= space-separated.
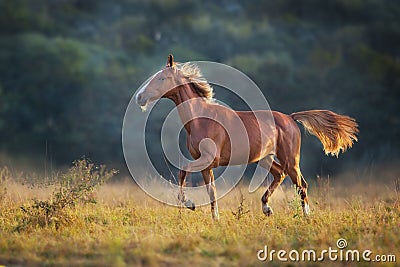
xmin=176 ymin=62 xmax=214 ymax=102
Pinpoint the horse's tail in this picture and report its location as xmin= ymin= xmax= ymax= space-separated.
xmin=290 ymin=110 xmax=359 ymax=157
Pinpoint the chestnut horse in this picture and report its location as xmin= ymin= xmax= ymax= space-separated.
xmin=135 ymin=55 xmax=358 ymax=220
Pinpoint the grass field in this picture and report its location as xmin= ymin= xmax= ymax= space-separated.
xmin=0 ymin=162 xmax=399 ymax=266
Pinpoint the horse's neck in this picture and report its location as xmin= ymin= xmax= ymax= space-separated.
xmin=171 ymin=84 xmax=208 ymax=133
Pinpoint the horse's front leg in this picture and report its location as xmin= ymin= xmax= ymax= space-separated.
xmin=201 ymin=169 xmax=219 ymax=221
xmin=181 ymin=139 xmax=219 ymax=218
xmin=178 ymin=169 xmax=195 ymax=210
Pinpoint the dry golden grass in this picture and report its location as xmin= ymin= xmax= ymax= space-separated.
xmin=0 ymin=169 xmax=399 ymax=267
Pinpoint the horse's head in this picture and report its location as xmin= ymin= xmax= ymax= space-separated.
xmin=135 ymin=54 xmax=184 ymax=111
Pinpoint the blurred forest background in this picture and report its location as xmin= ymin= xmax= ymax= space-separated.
xmin=0 ymin=0 xmax=399 ymax=180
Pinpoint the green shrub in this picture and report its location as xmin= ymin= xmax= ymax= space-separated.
xmin=16 ymin=159 xmax=117 ymax=231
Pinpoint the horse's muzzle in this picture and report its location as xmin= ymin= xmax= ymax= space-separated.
xmin=135 ymin=92 xmax=144 ymax=105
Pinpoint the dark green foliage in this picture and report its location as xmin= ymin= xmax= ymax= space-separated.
xmin=0 ymin=0 xmax=399 ymax=175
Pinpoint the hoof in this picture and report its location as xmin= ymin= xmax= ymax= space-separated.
xmin=303 ymin=204 xmax=311 ymax=216
xmin=262 ymin=205 xmax=273 ymax=216
xmin=184 ymin=200 xmax=195 ymax=211
xmin=212 ymin=213 xmax=219 ymax=221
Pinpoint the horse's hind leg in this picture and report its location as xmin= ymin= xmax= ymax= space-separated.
xmin=201 ymin=169 xmax=219 ymax=220
xmin=260 ymin=160 xmax=286 ymax=216
xmin=178 ymin=170 xmax=195 ymax=210
xmin=287 ymin=165 xmax=310 ymax=216
xmin=276 ymin=114 xmax=310 ymax=216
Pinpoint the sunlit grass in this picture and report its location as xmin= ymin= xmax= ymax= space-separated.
xmin=0 ymin=169 xmax=399 ymax=266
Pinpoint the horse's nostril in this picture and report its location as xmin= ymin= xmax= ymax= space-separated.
xmin=136 ymin=93 xmax=142 ymax=102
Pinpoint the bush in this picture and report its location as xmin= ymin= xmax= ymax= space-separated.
xmin=15 ymin=159 xmax=117 ymax=231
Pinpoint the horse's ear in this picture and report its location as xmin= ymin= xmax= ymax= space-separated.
xmin=167 ymin=54 xmax=174 ymax=67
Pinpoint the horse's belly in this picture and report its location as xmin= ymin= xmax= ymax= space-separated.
xmin=218 ymin=125 xmax=276 ymax=166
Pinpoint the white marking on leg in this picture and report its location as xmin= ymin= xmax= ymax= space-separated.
xmin=212 ymin=203 xmax=219 ymax=221
xmin=303 ymin=203 xmax=310 ymax=216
